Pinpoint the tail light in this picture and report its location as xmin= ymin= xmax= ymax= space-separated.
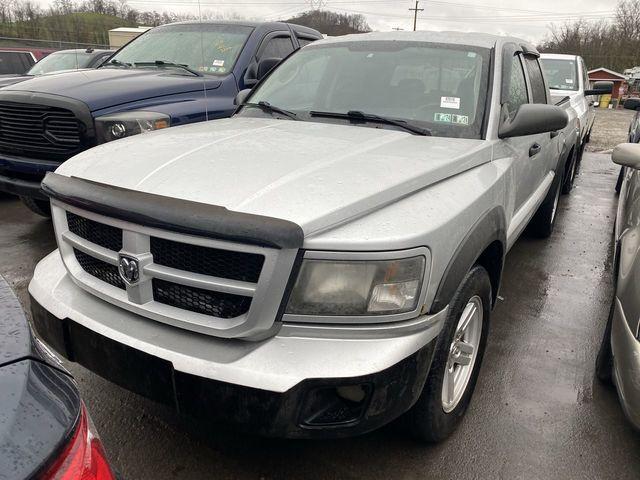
xmin=40 ymin=403 xmax=115 ymax=480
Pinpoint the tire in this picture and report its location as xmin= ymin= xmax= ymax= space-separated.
xmin=527 ymin=172 xmax=562 ymax=238
xmin=596 ymin=298 xmax=615 ymax=384
xmin=615 ymin=167 xmax=624 ymax=194
xmin=561 ymin=148 xmax=578 ymax=195
xmin=20 ymin=196 xmax=51 ymax=217
xmin=576 ymin=141 xmax=586 ymax=170
xmin=403 ymin=265 xmax=492 ymax=442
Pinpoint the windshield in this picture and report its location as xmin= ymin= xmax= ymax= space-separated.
xmin=28 ymin=51 xmax=99 ymax=75
xmin=540 ymin=58 xmax=579 ymax=91
xmin=106 ymin=23 xmax=253 ymax=75
xmin=241 ymin=41 xmax=491 ymax=139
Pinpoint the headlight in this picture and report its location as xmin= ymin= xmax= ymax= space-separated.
xmin=95 ymin=111 xmax=170 ymax=143
xmin=286 ymin=256 xmax=425 ymax=316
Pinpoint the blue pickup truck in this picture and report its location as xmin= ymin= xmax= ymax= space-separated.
xmin=0 ymin=21 xmax=321 ymax=215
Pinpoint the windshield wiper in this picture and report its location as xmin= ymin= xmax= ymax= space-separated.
xmin=134 ymin=60 xmax=202 ymax=76
xmin=309 ymin=110 xmax=431 ymax=136
xmin=244 ymin=101 xmax=298 ymax=120
xmin=104 ymin=59 xmax=131 ymax=68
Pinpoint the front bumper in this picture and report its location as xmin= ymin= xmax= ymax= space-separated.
xmin=29 ymin=251 xmax=446 ymax=438
xmin=611 ymin=296 xmax=640 ymax=430
xmin=0 ymin=154 xmax=60 ymax=199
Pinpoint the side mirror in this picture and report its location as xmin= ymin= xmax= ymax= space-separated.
xmin=498 ymin=104 xmax=568 ymax=139
xmin=256 ymin=57 xmax=282 ymax=81
xmin=612 ymin=143 xmax=640 ymax=169
xmin=585 ymin=81 xmax=613 ymax=96
xmin=624 ymin=98 xmax=640 ymax=111
xmin=234 ymin=88 xmax=251 ymax=106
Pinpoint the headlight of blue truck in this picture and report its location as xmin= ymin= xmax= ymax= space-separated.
xmin=286 ymin=256 xmax=425 ymax=316
xmin=95 ymin=111 xmax=170 ymax=143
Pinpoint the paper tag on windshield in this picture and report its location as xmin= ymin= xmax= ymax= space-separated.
xmin=565 ymin=78 xmax=574 ymax=84
xmin=440 ymin=96 xmax=460 ymax=109
xmin=212 ymin=59 xmax=225 ymax=67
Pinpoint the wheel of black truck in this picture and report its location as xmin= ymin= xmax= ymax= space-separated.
xmin=402 ymin=265 xmax=491 ymax=442
xmin=527 ymin=173 xmax=562 ymax=238
xmin=20 ymin=196 xmax=51 ymax=217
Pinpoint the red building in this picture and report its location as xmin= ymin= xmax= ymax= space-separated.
xmin=588 ymin=67 xmax=627 ymax=99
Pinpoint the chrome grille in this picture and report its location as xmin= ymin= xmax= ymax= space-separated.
xmin=54 ymin=205 xmax=298 ymax=338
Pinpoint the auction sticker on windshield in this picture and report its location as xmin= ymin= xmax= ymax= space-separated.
xmin=440 ymin=96 xmax=461 ymax=109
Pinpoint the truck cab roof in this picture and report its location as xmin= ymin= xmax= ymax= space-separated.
xmin=317 ymin=30 xmax=538 ymax=52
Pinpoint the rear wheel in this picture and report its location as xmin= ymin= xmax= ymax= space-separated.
xmin=20 ymin=196 xmax=51 ymax=217
xmin=615 ymin=167 xmax=624 ymax=194
xmin=528 ymin=173 xmax=562 ymax=238
xmin=595 ymin=298 xmax=615 ymax=384
xmin=561 ymin=148 xmax=578 ymax=195
xmin=403 ymin=265 xmax=491 ymax=442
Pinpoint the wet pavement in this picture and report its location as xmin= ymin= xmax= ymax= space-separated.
xmin=1 ymin=151 xmax=639 ymax=479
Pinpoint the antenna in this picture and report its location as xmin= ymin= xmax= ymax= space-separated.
xmin=198 ymin=0 xmax=209 ymax=121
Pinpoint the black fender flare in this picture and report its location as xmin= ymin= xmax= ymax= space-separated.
xmin=429 ymin=206 xmax=506 ymax=313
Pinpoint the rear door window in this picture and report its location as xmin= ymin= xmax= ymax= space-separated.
xmin=297 ymin=37 xmax=317 ymax=47
xmin=259 ymin=36 xmax=295 ymax=60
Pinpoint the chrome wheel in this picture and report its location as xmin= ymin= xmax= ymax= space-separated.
xmin=442 ymin=295 xmax=483 ymax=413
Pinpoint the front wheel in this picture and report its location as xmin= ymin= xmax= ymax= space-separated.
xmin=402 ymin=265 xmax=491 ymax=442
xmin=20 ymin=196 xmax=51 ymax=217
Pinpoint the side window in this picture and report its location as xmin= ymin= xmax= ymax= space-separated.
xmin=297 ymin=37 xmax=317 ymax=47
xmin=259 ymin=36 xmax=294 ymax=61
xmin=524 ymin=56 xmax=547 ymax=104
xmin=506 ymin=54 xmax=528 ymax=120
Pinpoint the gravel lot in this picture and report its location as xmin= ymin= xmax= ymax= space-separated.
xmin=1 ymin=109 xmax=639 ymax=479
xmin=587 ymin=108 xmax=634 ymax=152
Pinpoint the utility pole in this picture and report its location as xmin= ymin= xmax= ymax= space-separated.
xmin=409 ymin=0 xmax=424 ymax=31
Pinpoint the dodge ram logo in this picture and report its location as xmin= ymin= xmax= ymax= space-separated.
xmin=118 ymin=255 xmax=139 ymax=284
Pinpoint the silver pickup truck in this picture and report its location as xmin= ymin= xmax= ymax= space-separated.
xmin=30 ymin=32 xmax=575 ymax=441
xmin=540 ymin=53 xmax=612 ymax=192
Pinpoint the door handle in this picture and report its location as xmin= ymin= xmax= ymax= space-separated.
xmin=529 ymin=143 xmax=542 ymax=157
xmin=550 ymin=130 xmax=559 ymax=138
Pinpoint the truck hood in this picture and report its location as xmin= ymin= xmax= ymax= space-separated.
xmin=57 ymin=117 xmax=491 ymax=236
xmin=0 ymin=74 xmax=29 ymax=88
xmin=1 ymin=68 xmax=222 ymax=112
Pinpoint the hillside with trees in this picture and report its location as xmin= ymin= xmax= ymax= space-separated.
xmin=0 ymin=1 xmax=370 ymax=49
xmin=0 ymin=0 xmax=213 ymax=48
xmin=539 ymin=0 xmax=640 ymax=72
xmin=284 ymin=10 xmax=370 ymax=35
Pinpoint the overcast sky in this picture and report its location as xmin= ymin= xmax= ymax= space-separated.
xmin=38 ymin=0 xmax=618 ymax=43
